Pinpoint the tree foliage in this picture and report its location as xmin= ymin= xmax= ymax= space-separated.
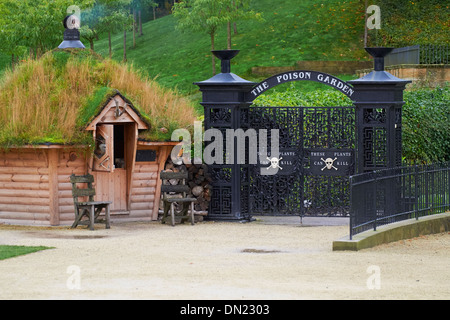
xmin=370 ymin=0 xmax=449 ymax=46
xmin=172 ymin=0 xmax=262 ymax=75
xmin=0 ymin=0 xmax=157 ymax=65
xmin=222 ymin=0 xmax=263 ymax=49
xmin=173 ymin=0 xmax=229 ymax=75
xmin=0 ymin=0 xmax=94 ymax=57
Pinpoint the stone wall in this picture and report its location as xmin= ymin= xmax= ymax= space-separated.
xmin=356 ymin=64 xmax=449 ymax=88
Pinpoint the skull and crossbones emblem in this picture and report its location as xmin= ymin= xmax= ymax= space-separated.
xmin=321 ymin=157 xmax=338 ymax=171
xmin=267 ymin=157 xmax=283 ymax=170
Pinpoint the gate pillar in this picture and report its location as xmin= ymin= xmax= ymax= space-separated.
xmin=349 ymin=48 xmax=412 ymax=220
xmin=195 ymin=50 xmax=256 ymax=221
xmin=348 ymin=48 xmax=411 ymax=173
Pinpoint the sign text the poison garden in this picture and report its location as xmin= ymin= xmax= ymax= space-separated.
xmin=249 ymin=70 xmax=355 ymax=100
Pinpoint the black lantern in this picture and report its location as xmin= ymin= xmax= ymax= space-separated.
xmin=58 ymin=15 xmax=85 ymax=49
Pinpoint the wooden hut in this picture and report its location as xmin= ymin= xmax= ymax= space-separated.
xmin=0 ymin=49 xmax=195 ymax=226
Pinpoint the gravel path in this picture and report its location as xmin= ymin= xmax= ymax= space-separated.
xmin=0 ymin=218 xmax=449 ymax=300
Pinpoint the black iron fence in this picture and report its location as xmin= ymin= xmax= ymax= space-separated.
xmin=420 ymin=44 xmax=449 ymax=64
xmin=349 ymin=162 xmax=450 ymax=239
xmin=385 ymin=44 xmax=449 ymax=66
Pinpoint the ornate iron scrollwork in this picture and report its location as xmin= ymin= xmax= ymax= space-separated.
xmin=242 ymin=106 xmax=355 ymax=217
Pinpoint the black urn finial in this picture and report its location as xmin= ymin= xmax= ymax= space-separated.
xmin=212 ymin=50 xmax=240 ymax=73
xmin=365 ymin=47 xmax=394 ymax=71
xmin=195 ymin=49 xmax=254 ymax=85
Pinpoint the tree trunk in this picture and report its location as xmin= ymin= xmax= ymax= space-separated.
xmin=90 ymin=39 xmax=94 ymax=51
xmin=123 ymin=28 xmax=127 ymax=62
xmin=227 ymin=22 xmax=232 ymax=49
xmin=36 ymin=46 xmax=42 ymax=58
xmin=153 ymin=7 xmax=156 ymax=20
xmin=108 ymin=31 xmax=112 ymax=58
xmin=211 ymin=32 xmax=216 ymax=75
xmin=139 ymin=10 xmax=143 ymax=36
xmin=133 ymin=8 xmax=136 ymax=48
xmin=364 ymin=0 xmax=368 ymax=47
xmin=233 ymin=0 xmax=238 ymax=35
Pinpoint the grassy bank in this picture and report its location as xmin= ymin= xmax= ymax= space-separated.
xmin=93 ymin=0 xmax=367 ymax=94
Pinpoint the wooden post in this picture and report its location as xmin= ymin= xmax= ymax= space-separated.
xmin=48 ymin=149 xmax=60 ymax=226
xmin=126 ymin=123 xmax=138 ymax=210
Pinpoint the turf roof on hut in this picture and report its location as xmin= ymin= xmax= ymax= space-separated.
xmin=0 ymin=49 xmax=196 ymax=148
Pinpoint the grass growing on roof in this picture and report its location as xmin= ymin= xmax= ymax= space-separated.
xmin=0 ymin=49 xmax=196 ymax=147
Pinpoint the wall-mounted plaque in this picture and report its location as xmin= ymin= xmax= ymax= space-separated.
xmin=259 ymin=149 xmax=299 ymax=176
xmin=135 ymin=149 xmax=157 ymax=162
xmin=308 ymin=149 xmax=354 ymax=176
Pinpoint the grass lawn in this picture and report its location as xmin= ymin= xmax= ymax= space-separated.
xmin=0 ymin=245 xmax=52 ymax=261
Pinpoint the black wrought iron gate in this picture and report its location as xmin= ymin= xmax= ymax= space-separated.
xmin=195 ymin=49 xmax=409 ymax=221
xmin=196 ymin=48 xmax=410 ymax=226
xmin=241 ymin=105 xmax=355 ymax=217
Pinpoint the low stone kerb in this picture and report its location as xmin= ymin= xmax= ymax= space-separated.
xmin=333 ymin=212 xmax=450 ymax=251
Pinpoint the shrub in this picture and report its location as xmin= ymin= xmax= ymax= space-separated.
xmin=253 ymin=84 xmax=450 ymax=163
xmin=402 ymin=86 xmax=450 ymax=163
xmin=253 ymin=83 xmax=353 ymax=107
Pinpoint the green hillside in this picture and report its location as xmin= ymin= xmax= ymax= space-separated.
xmin=93 ymin=0 xmax=367 ymax=94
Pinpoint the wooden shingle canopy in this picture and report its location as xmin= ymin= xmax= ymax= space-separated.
xmin=85 ymin=92 xmax=149 ymax=131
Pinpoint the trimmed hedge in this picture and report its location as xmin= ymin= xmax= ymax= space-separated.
xmin=253 ymin=84 xmax=353 ymax=107
xmin=403 ymin=87 xmax=450 ymax=163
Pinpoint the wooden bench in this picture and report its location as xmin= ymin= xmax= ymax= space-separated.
xmin=70 ymin=174 xmax=112 ymax=230
xmin=160 ymin=171 xmax=196 ymax=226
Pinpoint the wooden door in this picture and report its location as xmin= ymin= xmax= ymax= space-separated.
xmin=93 ymin=124 xmax=128 ymax=213
xmin=94 ymin=170 xmax=127 ymax=212
xmin=93 ymin=124 xmax=114 ymax=172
